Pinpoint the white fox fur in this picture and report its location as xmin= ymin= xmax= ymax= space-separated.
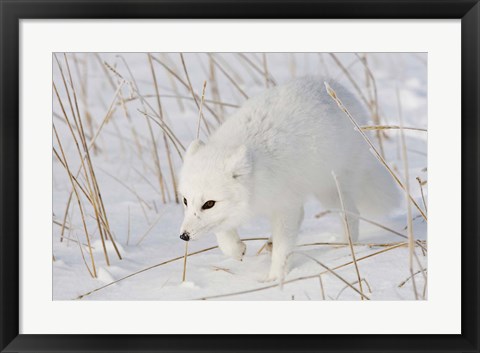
xmin=178 ymin=77 xmax=399 ymax=280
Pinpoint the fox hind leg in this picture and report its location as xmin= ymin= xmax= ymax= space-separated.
xmin=267 ymin=205 xmax=304 ymax=281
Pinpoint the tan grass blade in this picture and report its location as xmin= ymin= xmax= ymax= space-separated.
xmin=332 ymin=171 xmax=365 ymax=299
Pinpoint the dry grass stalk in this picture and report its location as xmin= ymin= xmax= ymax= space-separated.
xmin=99 ymin=167 xmax=152 ymax=212
xmin=135 ymin=212 xmax=164 ymax=245
xmin=93 ymin=53 xmax=117 ymax=89
xmin=53 ymin=224 xmax=97 ymax=249
xmin=103 ymin=60 xmax=185 ymax=162
xmin=196 ymin=81 xmax=208 ymax=139
xmin=207 ymin=54 xmax=249 ymax=100
xmin=262 ymin=53 xmax=270 ymax=88
xmin=150 ymin=55 xmax=221 ymax=123
xmin=119 ymin=88 xmax=148 ymax=158
xmin=68 ymin=140 xmax=113 ymax=263
xmin=256 ymin=241 xmax=269 ymax=255
xmin=361 ymin=54 xmax=373 ymax=105
xmin=215 ymin=53 xmax=245 ymax=84
xmin=148 ymin=53 xmax=179 ymax=204
xmin=209 ymin=57 xmax=225 ymax=119
xmin=318 ymin=275 xmax=326 ymax=300
xmin=136 ymin=109 xmax=185 ymax=159
xmin=329 ymin=53 xmax=386 ymax=158
xmin=59 ymin=192 xmax=73 ymax=242
xmin=116 ymin=55 xmax=168 ymax=204
xmin=398 ymin=268 xmax=427 ymax=288
xmin=160 ymin=54 xmax=186 ymax=112
xmin=329 ymin=54 xmax=371 ymax=118
xmin=361 ymin=125 xmax=427 ymax=132
xmin=324 ymin=82 xmax=427 ymax=222
xmin=133 ymin=168 xmax=161 ymax=196
xmin=79 ymin=162 xmax=113 ymax=254
xmin=57 ymin=96 xmax=130 ymax=247
xmin=237 ymin=53 xmax=277 ymax=87
xmin=133 ymin=113 xmax=182 ymax=158
xmin=95 ymin=54 xmax=145 ymax=160
xmin=60 ymin=235 xmax=94 ymax=249
xmin=356 ymin=53 xmax=385 ymax=151
xmin=212 ymin=266 xmax=234 ymax=275
xmin=74 ymin=233 xmax=94 ymax=278
xmin=84 ymin=80 xmax=125 ymax=153
xmin=182 ymin=242 xmax=189 ymax=282
xmin=318 ymin=53 xmax=331 ymax=78
xmin=102 ymin=67 xmax=184 ymax=163
xmin=122 ymin=93 xmax=239 ymax=109
xmin=416 ymin=177 xmax=428 ymax=215
xmin=53 ymin=219 xmax=72 ymax=230
xmin=396 ymin=86 xmax=419 ymax=300
xmin=71 ymin=54 xmax=96 ymax=152
xmin=53 ymin=123 xmax=97 ymax=277
xmin=180 ymin=54 xmax=212 ymax=135
xmin=422 ymin=275 xmax=428 ymax=298
xmin=109 ymin=117 xmax=128 ymax=156
xmin=233 ymin=54 xmax=262 ymax=85
xmin=53 ymin=148 xmax=93 ymax=205
xmin=336 ymin=278 xmax=372 ymax=299
xmin=300 ymin=241 xmax=408 ymax=248
xmin=331 ymin=171 xmax=365 ymax=299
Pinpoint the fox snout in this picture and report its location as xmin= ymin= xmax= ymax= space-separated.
xmin=179 ymin=214 xmax=202 ymax=241
xmin=179 ymin=232 xmax=190 ymax=241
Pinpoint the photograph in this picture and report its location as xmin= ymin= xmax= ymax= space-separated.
xmin=52 ymin=52 xmax=428 ymax=301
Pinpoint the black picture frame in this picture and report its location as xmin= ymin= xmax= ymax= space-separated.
xmin=1 ymin=1 xmax=479 ymax=352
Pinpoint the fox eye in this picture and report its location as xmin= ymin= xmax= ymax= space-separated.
xmin=202 ymin=200 xmax=216 ymax=210
xmin=183 ymin=197 xmax=187 ymax=206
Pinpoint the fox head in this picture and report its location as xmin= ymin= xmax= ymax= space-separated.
xmin=178 ymin=139 xmax=253 ymax=241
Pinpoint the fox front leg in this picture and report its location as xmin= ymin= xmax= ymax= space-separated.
xmin=215 ymin=229 xmax=246 ymax=261
xmin=267 ymin=205 xmax=304 ymax=281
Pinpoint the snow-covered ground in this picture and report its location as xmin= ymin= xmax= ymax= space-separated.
xmin=53 ymin=53 xmax=427 ymax=300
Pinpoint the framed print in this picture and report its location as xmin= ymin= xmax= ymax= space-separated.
xmin=1 ymin=0 xmax=479 ymax=352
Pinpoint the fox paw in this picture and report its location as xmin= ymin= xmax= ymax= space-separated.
xmin=259 ymin=267 xmax=285 ymax=283
xmin=259 ymin=274 xmax=278 ymax=283
xmin=221 ymin=241 xmax=246 ymax=261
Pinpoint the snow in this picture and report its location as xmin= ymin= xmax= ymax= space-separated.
xmin=53 ymin=53 xmax=427 ymax=301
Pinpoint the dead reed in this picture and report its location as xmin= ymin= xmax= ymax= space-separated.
xmin=54 ymin=53 xmax=122 ymax=278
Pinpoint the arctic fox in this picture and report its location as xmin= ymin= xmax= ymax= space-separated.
xmin=178 ymin=77 xmax=399 ymax=280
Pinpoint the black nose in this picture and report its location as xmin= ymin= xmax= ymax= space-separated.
xmin=180 ymin=232 xmax=190 ymax=241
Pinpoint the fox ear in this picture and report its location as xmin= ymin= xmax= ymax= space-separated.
xmin=185 ymin=139 xmax=204 ymax=157
xmin=226 ymin=145 xmax=252 ymax=179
